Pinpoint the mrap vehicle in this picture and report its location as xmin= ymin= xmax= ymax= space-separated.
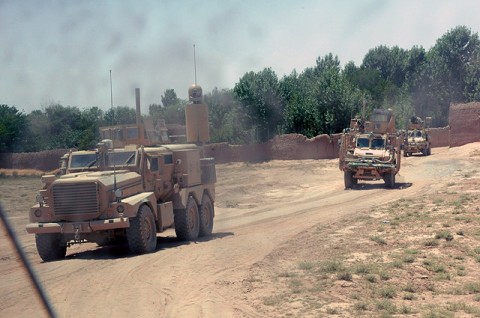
xmin=339 ymin=109 xmax=401 ymax=189
xmin=27 ymin=85 xmax=216 ymax=261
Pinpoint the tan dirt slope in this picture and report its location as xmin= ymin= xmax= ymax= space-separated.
xmin=0 ymin=143 xmax=479 ymax=317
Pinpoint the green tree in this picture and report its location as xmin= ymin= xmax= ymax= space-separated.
xmin=233 ymin=68 xmax=285 ymax=142
xmin=104 ymin=106 xmax=137 ymax=125
xmin=362 ymin=45 xmax=409 ymax=88
xmin=412 ymin=26 xmax=480 ymax=125
xmin=24 ymin=110 xmax=49 ymax=152
xmin=78 ymin=107 xmax=104 ymax=149
xmin=161 ymin=89 xmax=179 ymax=107
xmin=281 ymin=70 xmax=320 ymax=138
xmin=204 ymin=87 xmax=250 ymax=144
xmin=0 ymin=105 xmax=28 ymax=152
xmin=464 ymin=40 xmax=480 ymax=101
xmin=306 ymin=54 xmax=361 ymax=134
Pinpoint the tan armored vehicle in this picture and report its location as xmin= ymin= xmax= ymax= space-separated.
xmin=403 ymin=116 xmax=431 ymax=157
xmin=339 ymin=109 xmax=401 ymax=189
xmin=27 ymin=86 xmax=215 ymax=261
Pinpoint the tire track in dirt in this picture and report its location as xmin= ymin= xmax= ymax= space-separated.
xmin=2 ymin=145 xmax=478 ymax=318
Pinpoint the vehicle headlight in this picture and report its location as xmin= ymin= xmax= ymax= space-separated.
xmin=116 ymin=205 xmax=125 ymax=213
xmin=114 ymin=188 xmax=123 ymax=199
xmin=35 ymin=193 xmax=44 ymax=207
xmin=34 ymin=209 xmax=42 ymax=217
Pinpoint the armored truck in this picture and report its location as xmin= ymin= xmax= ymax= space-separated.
xmin=339 ymin=109 xmax=401 ymax=189
xmin=403 ymin=116 xmax=431 ymax=157
xmin=26 ymin=86 xmax=215 ymax=261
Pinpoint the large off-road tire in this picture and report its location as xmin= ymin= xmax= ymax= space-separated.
xmin=422 ymin=147 xmax=428 ymax=156
xmin=35 ymin=233 xmax=67 ymax=262
xmin=174 ymin=196 xmax=200 ymax=241
xmin=199 ymin=194 xmax=214 ymax=237
xmin=384 ymin=172 xmax=396 ymax=189
xmin=127 ymin=205 xmax=157 ymax=254
xmin=403 ymin=150 xmax=408 ymax=157
xmin=344 ymin=171 xmax=354 ymax=189
xmin=427 ymin=146 xmax=431 ymax=156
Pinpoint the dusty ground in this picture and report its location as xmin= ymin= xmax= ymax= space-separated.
xmin=1 ymin=143 xmax=480 ymax=318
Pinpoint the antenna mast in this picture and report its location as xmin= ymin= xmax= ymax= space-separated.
xmin=109 ymin=70 xmax=117 ymax=190
xmin=193 ymin=44 xmax=197 ymax=85
xmin=110 ymin=70 xmax=114 ymax=125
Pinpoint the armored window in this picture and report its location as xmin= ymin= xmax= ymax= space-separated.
xmin=70 ymin=153 xmax=97 ymax=169
xmin=150 ymin=157 xmax=159 ymax=171
xmin=356 ymin=138 xmax=369 ymax=148
xmin=108 ymin=151 xmax=136 ymax=167
xmin=126 ymin=127 xmax=139 ymax=139
xmin=371 ymin=138 xmax=385 ymax=149
xmin=164 ymin=154 xmax=173 ymax=164
xmin=115 ymin=129 xmax=124 ymax=141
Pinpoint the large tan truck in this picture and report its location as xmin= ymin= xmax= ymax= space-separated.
xmin=403 ymin=116 xmax=431 ymax=157
xmin=26 ymin=86 xmax=216 ymax=261
xmin=339 ymin=109 xmax=401 ymax=189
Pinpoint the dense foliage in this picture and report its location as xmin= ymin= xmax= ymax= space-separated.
xmin=2 ymin=26 xmax=479 ymax=152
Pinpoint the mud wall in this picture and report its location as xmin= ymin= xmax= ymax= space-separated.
xmin=0 ymin=149 xmax=69 ymax=172
xmin=2 ymin=103 xmax=480 ymax=170
xmin=449 ymin=102 xmax=480 ymax=147
xmin=429 ymin=127 xmax=450 ymax=147
xmin=204 ymin=134 xmax=340 ymax=163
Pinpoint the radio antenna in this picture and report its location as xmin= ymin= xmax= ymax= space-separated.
xmin=110 ymin=70 xmax=114 ymax=125
xmin=109 ymin=70 xmax=117 ymax=190
xmin=193 ymin=44 xmax=197 ymax=85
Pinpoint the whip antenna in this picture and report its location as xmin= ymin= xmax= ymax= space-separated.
xmin=193 ymin=44 xmax=197 ymax=85
xmin=110 ymin=70 xmax=114 ymax=125
xmin=109 ymin=70 xmax=117 ymax=190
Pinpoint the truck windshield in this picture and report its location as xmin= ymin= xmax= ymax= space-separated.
xmin=69 ymin=153 xmax=97 ymax=169
xmin=356 ymin=138 xmax=369 ymax=148
xmin=107 ymin=151 xmax=136 ymax=167
xmin=371 ymin=138 xmax=385 ymax=149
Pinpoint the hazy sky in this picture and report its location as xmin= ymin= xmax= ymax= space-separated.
xmin=1 ymin=0 xmax=479 ymax=114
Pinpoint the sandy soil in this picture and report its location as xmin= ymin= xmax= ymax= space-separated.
xmin=1 ymin=143 xmax=480 ymax=317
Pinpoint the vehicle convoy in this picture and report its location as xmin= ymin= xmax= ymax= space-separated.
xmin=339 ymin=108 xmax=401 ymax=189
xmin=403 ymin=116 xmax=431 ymax=157
xmin=27 ymin=86 xmax=216 ymax=262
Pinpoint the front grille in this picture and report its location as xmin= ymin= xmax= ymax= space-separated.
xmin=53 ymin=183 xmax=99 ymax=216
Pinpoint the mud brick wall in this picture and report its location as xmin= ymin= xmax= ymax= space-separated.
xmin=3 ymin=103 xmax=480 ymax=170
xmin=449 ymin=102 xmax=480 ymax=147
xmin=0 ymin=149 xmax=69 ymax=171
xmin=429 ymin=127 xmax=451 ymax=147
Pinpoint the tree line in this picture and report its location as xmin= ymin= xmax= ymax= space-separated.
xmin=1 ymin=26 xmax=479 ymax=153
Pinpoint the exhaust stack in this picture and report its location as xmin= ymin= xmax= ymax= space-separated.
xmin=135 ymin=88 xmax=141 ymax=126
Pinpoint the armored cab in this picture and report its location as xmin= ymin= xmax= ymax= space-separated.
xmin=27 ymin=87 xmax=216 ymax=261
xmin=339 ymin=109 xmax=401 ymax=189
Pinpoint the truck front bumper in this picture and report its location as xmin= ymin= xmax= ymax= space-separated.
xmin=26 ymin=217 xmax=130 ymax=234
xmin=345 ymin=161 xmax=397 ymax=180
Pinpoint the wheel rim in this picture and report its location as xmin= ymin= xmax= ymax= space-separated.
xmin=188 ymin=205 xmax=198 ymax=231
xmin=142 ymin=215 xmax=153 ymax=241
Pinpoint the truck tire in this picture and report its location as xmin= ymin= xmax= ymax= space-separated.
xmin=127 ymin=205 xmax=157 ymax=254
xmin=35 ymin=233 xmax=66 ymax=262
xmin=403 ymin=150 xmax=408 ymax=157
xmin=174 ymin=196 xmax=200 ymax=241
xmin=427 ymin=146 xmax=431 ymax=156
xmin=384 ymin=172 xmax=395 ymax=189
xmin=199 ymin=194 xmax=214 ymax=237
xmin=422 ymin=147 xmax=428 ymax=156
xmin=344 ymin=171 xmax=354 ymax=189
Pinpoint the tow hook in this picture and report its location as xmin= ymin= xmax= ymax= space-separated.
xmin=74 ymin=226 xmax=80 ymax=241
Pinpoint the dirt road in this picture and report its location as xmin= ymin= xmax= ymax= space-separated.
xmin=1 ymin=144 xmax=479 ymax=317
